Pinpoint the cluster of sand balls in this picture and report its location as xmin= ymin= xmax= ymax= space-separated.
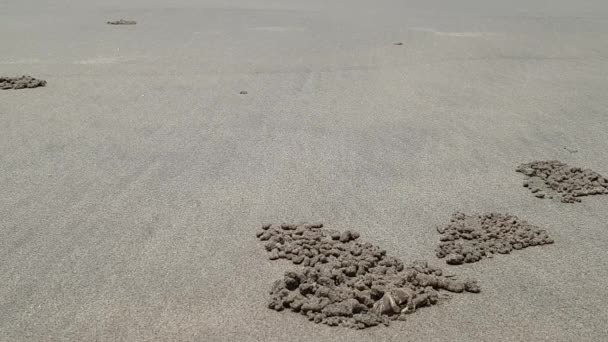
xmin=106 ymin=19 xmax=137 ymax=25
xmin=256 ymin=222 xmax=479 ymax=329
xmin=0 ymin=76 xmax=46 ymax=90
xmin=435 ymin=212 xmax=554 ymax=265
xmin=516 ymin=160 xmax=608 ymax=203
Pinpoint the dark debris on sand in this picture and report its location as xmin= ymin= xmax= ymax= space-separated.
xmin=517 ymin=160 xmax=608 ymax=203
xmin=0 ymin=76 xmax=46 ymax=90
xmin=256 ymin=222 xmax=479 ymax=329
xmin=436 ymin=212 xmax=553 ymax=265
xmin=107 ymin=19 xmax=137 ymax=25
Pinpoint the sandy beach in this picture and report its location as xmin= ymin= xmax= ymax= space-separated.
xmin=2 ymin=0 xmax=608 ymax=340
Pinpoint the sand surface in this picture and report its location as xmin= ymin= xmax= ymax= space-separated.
xmin=2 ymin=0 xmax=608 ymax=341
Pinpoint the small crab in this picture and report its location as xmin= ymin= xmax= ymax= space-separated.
xmin=372 ymin=288 xmax=416 ymax=315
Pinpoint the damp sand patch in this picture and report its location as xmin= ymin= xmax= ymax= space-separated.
xmin=436 ymin=212 xmax=553 ymax=265
xmin=516 ymin=160 xmax=608 ymax=203
xmin=256 ymin=222 xmax=479 ymax=329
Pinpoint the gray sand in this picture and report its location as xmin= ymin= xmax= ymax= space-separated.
xmin=2 ymin=0 xmax=608 ymax=341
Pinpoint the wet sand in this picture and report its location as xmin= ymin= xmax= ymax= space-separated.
xmin=2 ymin=0 xmax=608 ymax=341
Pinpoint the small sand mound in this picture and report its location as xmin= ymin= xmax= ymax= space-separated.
xmin=516 ymin=160 xmax=608 ymax=203
xmin=436 ymin=212 xmax=554 ymax=265
xmin=0 ymin=76 xmax=46 ymax=90
xmin=107 ymin=19 xmax=137 ymax=25
xmin=256 ymin=223 xmax=479 ymax=329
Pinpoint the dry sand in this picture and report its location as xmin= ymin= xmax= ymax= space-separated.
xmin=2 ymin=0 xmax=608 ymax=341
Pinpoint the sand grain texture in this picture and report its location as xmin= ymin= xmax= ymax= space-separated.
xmin=2 ymin=0 xmax=608 ymax=341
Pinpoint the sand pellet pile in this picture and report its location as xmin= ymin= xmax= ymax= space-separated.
xmin=107 ymin=19 xmax=137 ymax=25
xmin=0 ymin=76 xmax=46 ymax=90
xmin=256 ymin=222 xmax=479 ymax=329
xmin=436 ymin=212 xmax=553 ymax=265
xmin=516 ymin=160 xmax=608 ymax=203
